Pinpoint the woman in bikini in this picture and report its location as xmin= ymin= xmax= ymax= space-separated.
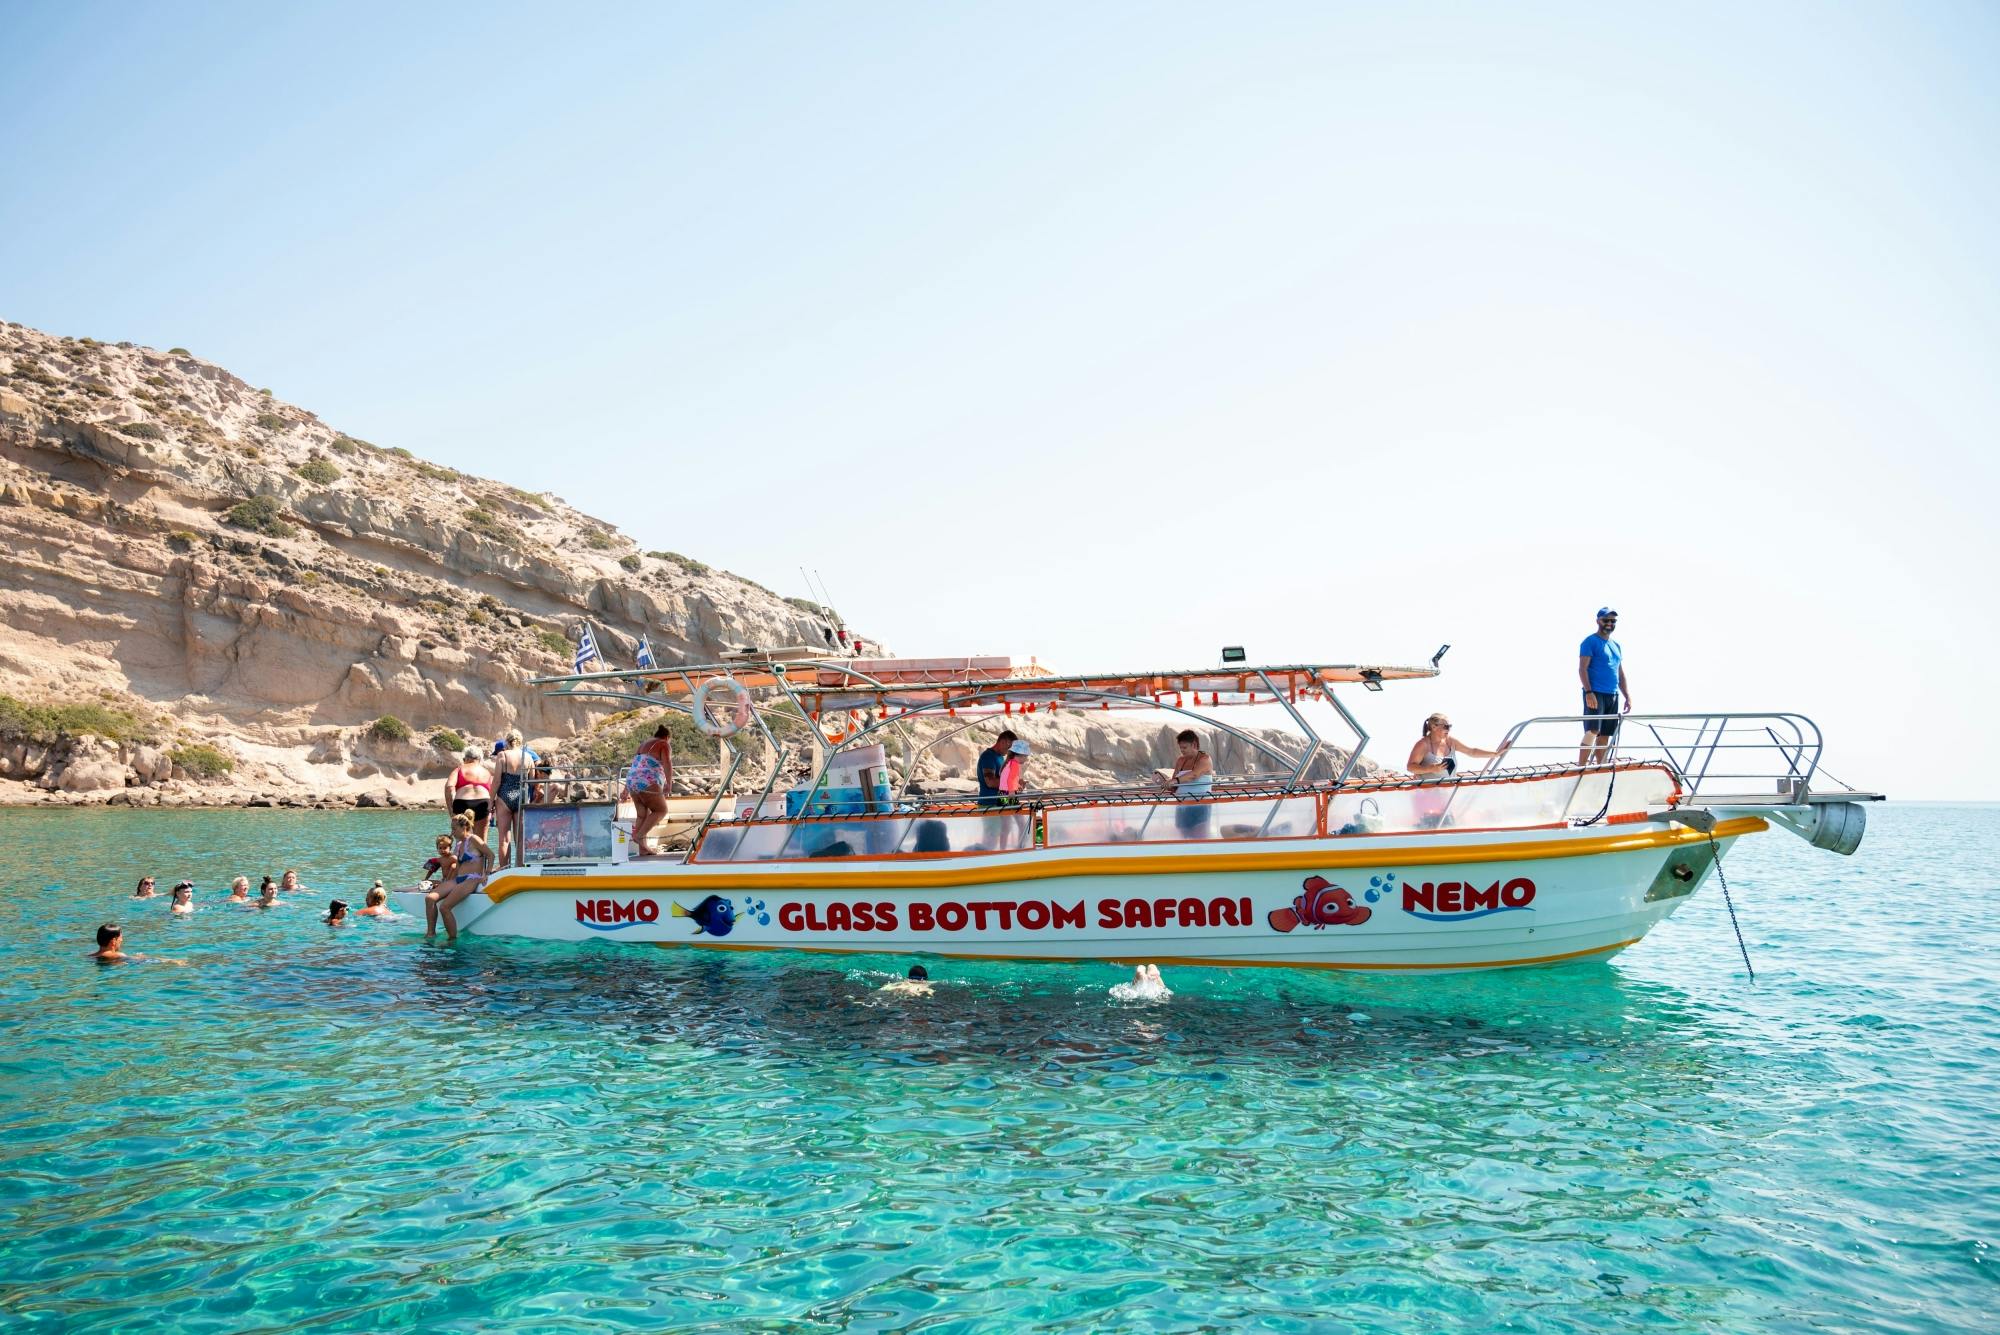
xmin=444 ymin=746 xmax=493 ymax=839
xmin=424 ymin=812 xmax=492 ymax=942
xmin=622 ymin=724 xmax=674 ymax=856
xmin=1405 ymin=714 xmax=1508 ymax=778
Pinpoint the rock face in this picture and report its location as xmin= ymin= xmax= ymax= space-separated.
xmin=0 ymin=319 xmax=1383 ymax=807
xmin=0 ymin=321 xmax=850 ymax=805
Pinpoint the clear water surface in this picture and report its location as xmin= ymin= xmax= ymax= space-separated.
xmin=0 ymin=805 xmax=1994 ymax=1331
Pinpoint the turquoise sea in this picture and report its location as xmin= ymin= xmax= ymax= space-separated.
xmin=0 ymin=805 xmax=1993 ymax=1331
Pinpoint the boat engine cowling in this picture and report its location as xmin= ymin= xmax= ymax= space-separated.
xmin=1802 ymin=800 xmax=1867 ymax=856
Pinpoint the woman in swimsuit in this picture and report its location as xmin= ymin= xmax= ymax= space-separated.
xmin=444 ymin=747 xmax=493 ymax=838
xmin=622 ymin=724 xmax=674 ymax=856
xmin=1405 ymin=714 xmax=1508 ymax=778
xmin=424 ymin=812 xmax=492 ymax=942
xmin=490 ymin=728 xmax=532 ymax=867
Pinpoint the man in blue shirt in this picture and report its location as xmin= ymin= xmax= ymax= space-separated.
xmin=976 ymin=730 xmax=1018 ymax=808
xmin=1577 ymin=607 xmax=1631 ymax=764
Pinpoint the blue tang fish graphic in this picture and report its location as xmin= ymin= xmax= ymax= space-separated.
xmin=672 ymin=894 xmax=737 ymax=937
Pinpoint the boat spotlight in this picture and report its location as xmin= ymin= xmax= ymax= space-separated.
xmin=1221 ymin=645 xmax=1246 ymax=664
xmin=1361 ymin=669 xmax=1384 ymax=692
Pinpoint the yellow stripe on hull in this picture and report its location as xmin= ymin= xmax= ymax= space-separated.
xmin=486 ymin=816 xmax=1766 ymax=902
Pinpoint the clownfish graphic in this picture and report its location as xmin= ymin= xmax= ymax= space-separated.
xmin=1267 ymin=875 xmax=1371 ymax=933
xmin=671 ymin=894 xmax=737 ymax=937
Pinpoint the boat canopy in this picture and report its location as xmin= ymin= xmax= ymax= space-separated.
xmin=534 ymin=657 xmax=1439 ymax=715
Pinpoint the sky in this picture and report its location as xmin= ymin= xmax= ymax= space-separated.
xmin=2 ymin=2 xmax=1996 ymax=799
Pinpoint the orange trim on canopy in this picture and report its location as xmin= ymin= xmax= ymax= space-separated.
xmin=542 ymin=660 xmax=1441 ymax=713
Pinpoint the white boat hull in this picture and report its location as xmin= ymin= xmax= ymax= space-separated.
xmin=395 ymin=817 xmax=1762 ymax=974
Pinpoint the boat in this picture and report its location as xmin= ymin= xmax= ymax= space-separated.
xmin=395 ymin=652 xmax=1879 ymax=973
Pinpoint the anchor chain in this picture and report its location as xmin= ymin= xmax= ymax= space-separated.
xmin=1704 ymin=828 xmax=1754 ymax=981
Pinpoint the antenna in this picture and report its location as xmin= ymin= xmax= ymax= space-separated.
xmin=813 ymin=569 xmax=847 ymax=632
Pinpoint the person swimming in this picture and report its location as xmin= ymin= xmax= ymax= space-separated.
xmin=357 ymin=884 xmax=392 ymax=918
xmin=132 ymin=877 xmax=157 ymax=899
xmin=879 ymin=964 xmax=934 ymax=997
xmin=324 ymin=898 xmax=350 ymax=925
xmin=257 ymin=879 xmax=281 ymax=908
xmin=169 ymin=882 xmax=195 ymax=915
xmin=279 ymin=869 xmax=304 ymax=894
xmin=88 ymin=922 xmax=183 ymax=965
xmin=92 ymin=922 xmax=126 ymax=960
xmin=1109 ymin=963 xmax=1172 ymax=1003
xmin=226 ymin=876 xmax=251 ymax=903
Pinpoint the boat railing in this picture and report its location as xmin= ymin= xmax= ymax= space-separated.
xmin=688 ymin=762 xmax=1681 ymax=863
xmin=1481 ymin=712 xmax=1850 ymax=804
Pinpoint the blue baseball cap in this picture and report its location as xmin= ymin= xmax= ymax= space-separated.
xmin=1596 ymin=607 xmax=1617 ymax=618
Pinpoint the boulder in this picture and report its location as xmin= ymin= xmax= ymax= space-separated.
xmin=57 ymin=754 xmax=132 ymax=793
xmin=129 ymin=744 xmax=171 ymax=784
xmin=354 ymin=788 xmax=395 ymax=808
xmin=0 ymin=738 xmax=53 ymax=780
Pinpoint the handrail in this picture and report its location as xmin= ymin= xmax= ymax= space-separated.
xmin=1483 ymin=712 xmax=1829 ymax=802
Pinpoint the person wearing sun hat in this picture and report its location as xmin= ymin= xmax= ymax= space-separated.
xmin=1578 ymin=606 xmax=1631 ymax=765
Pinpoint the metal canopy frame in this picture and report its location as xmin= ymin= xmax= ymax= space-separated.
xmin=532 ymin=656 xmax=1398 ymax=848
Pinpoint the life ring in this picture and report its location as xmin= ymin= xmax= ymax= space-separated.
xmin=693 ymin=676 xmax=752 ymax=738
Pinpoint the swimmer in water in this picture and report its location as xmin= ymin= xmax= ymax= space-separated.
xmin=89 ymin=923 xmax=184 ymax=965
xmin=879 ymin=964 xmax=934 ymax=997
xmin=324 ymin=898 xmax=350 ymax=925
xmin=1109 ymin=963 xmax=1172 ymax=1002
xmin=132 ymin=877 xmax=157 ymax=899
xmin=169 ymin=882 xmax=195 ymax=914
xmin=280 ymin=868 xmax=304 ymax=894
xmin=358 ymin=885 xmax=392 ymax=918
xmin=226 ymin=876 xmax=251 ymax=903
xmin=258 ymin=879 xmax=281 ymax=908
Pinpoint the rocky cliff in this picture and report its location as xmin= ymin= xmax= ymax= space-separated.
xmin=0 ymin=318 xmax=1376 ymax=808
xmin=0 ymin=320 xmax=842 ymax=805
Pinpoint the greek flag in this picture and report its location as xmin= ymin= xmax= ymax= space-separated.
xmin=574 ymin=623 xmax=601 ymax=674
xmin=636 ymin=634 xmax=657 ymax=670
